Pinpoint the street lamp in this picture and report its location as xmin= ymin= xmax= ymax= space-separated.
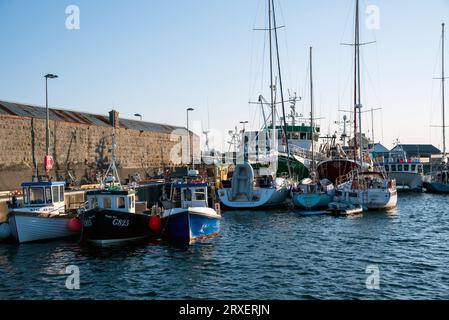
xmin=44 ymin=74 xmax=58 ymax=156
xmin=134 ymin=113 xmax=142 ymax=121
xmin=186 ymin=107 xmax=195 ymax=169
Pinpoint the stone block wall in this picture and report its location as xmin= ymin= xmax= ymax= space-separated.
xmin=0 ymin=115 xmax=198 ymax=191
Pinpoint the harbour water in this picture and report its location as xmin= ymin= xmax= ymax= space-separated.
xmin=0 ymin=193 xmax=448 ymax=300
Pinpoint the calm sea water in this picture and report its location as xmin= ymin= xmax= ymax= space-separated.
xmin=1 ymin=193 xmax=448 ymax=300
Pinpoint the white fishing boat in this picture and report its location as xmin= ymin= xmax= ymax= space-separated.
xmin=382 ymin=143 xmax=424 ymax=191
xmin=217 ymin=162 xmax=289 ymax=209
xmin=7 ymin=181 xmax=81 ymax=243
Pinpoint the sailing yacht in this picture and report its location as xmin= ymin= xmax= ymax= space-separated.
xmin=217 ymin=0 xmax=293 ymax=209
xmin=292 ymin=47 xmax=335 ymax=209
xmin=334 ymin=0 xmax=397 ymax=210
xmin=426 ymin=23 xmax=449 ymax=194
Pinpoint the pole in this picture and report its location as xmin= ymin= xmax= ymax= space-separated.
xmin=187 ymin=110 xmax=190 ymax=169
xmin=442 ymin=23 xmax=446 ymax=157
xmin=272 ymin=0 xmax=292 ymax=177
xmin=310 ymin=46 xmax=315 ymax=172
xmin=268 ymin=0 xmax=275 ymax=154
xmin=45 ymin=76 xmax=49 ymax=156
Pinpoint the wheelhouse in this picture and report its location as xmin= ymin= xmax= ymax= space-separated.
xmin=21 ymin=181 xmax=65 ymax=208
xmin=86 ymin=189 xmax=136 ymax=213
xmin=384 ymin=162 xmax=423 ymax=174
xmin=170 ymin=183 xmax=209 ymax=209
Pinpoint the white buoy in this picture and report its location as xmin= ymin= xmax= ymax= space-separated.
xmin=0 ymin=223 xmax=11 ymax=240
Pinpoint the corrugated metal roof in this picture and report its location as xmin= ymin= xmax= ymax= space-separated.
xmin=0 ymin=100 xmax=187 ymax=134
xmin=392 ymin=144 xmax=441 ymax=155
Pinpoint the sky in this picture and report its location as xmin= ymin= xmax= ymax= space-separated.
xmin=0 ymin=0 xmax=448 ymax=151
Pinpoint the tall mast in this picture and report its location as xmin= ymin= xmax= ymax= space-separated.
xmin=353 ymin=0 xmax=363 ymax=165
xmin=310 ymin=46 xmax=315 ymax=171
xmin=442 ymin=23 xmax=446 ymax=158
xmin=268 ymin=0 xmax=275 ymax=152
xmin=271 ymin=0 xmax=292 ymax=177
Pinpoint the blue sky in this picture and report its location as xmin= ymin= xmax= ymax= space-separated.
xmin=0 ymin=0 xmax=448 ymax=150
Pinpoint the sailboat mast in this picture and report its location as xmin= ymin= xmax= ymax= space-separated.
xmin=268 ymin=0 xmax=276 ymax=152
xmin=271 ymin=0 xmax=292 ymax=177
xmin=310 ymin=46 xmax=315 ymax=171
xmin=442 ymin=22 xmax=446 ymax=158
xmin=353 ymin=0 xmax=363 ymax=165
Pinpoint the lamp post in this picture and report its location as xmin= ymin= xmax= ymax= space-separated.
xmin=134 ymin=113 xmax=142 ymax=121
xmin=44 ymin=74 xmax=58 ymax=156
xmin=186 ymin=107 xmax=195 ymax=169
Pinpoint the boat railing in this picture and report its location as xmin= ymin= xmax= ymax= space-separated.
xmin=288 ymin=144 xmax=326 ymax=162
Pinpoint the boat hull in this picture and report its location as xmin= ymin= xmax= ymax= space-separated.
xmin=8 ymin=212 xmax=77 ymax=243
xmin=334 ymin=188 xmax=398 ymax=210
xmin=217 ymin=187 xmax=288 ymax=209
xmin=161 ymin=207 xmax=221 ymax=244
xmin=292 ymin=193 xmax=333 ymax=209
xmin=81 ymin=209 xmax=152 ymax=245
xmin=425 ymin=182 xmax=449 ymax=194
xmin=317 ymin=159 xmax=360 ymax=184
xmin=388 ymin=172 xmax=423 ymax=191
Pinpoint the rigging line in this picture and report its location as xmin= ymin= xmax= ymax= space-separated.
xmin=277 ymin=0 xmax=293 ymax=93
xmin=249 ymin=0 xmax=267 ymax=101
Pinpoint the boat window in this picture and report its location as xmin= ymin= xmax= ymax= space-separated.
xmin=118 ymin=196 xmax=126 ymax=209
xmin=22 ymin=188 xmax=29 ymax=204
xmin=385 ymin=165 xmax=389 ymax=172
xmin=404 ymin=165 xmax=409 ymax=172
xmin=45 ymin=187 xmax=52 ymax=204
xmin=52 ymin=186 xmax=60 ymax=203
xmin=291 ymin=132 xmax=300 ymax=140
xmin=300 ymin=133 xmax=307 ymax=140
xmin=418 ymin=165 xmax=423 ymax=174
xmin=391 ymin=165 xmax=397 ymax=172
xmin=103 ymin=197 xmax=111 ymax=209
xmin=194 ymin=188 xmax=206 ymax=201
xmin=29 ymin=187 xmax=45 ymax=205
xmin=90 ymin=197 xmax=99 ymax=209
xmin=411 ymin=165 xmax=416 ymax=171
xmin=398 ymin=165 xmax=403 ymax=172
xmin=59 ymin=186 xmax=64 ymax=203
xmin=183 ymin=188 xmax=192 ymax=201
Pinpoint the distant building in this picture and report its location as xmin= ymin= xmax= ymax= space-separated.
xmin=390 ymin=144 xmax=441 ymax=161
xmin=370 ymin=143 xmax=390 ymax=162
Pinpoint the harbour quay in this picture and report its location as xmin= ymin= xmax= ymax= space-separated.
xmin=0 ymin=100 xmax=200 ymax=192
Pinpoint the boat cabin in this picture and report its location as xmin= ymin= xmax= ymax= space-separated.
xmin=16 ymin=181 xmax=66 ymax=213
xmin=86 ymin=189 xmax=136 ymax=213
xmin=169 ymin=183 xmax=209 ymax=209
xmin=384 ymin=161 xmax=423 ymax=175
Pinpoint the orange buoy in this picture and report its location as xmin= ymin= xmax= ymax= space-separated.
xmin=68 ymin=218 xmax=82 ymax=233
xmin=149 ymin=216 xmax=162 ymax=232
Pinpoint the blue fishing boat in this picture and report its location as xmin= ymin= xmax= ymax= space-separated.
xmin=161 ymin=180 xmax=221 ymax=244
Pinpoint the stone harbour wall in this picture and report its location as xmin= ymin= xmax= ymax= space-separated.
xmin=0 ymin=115 xmax=198 ymax=191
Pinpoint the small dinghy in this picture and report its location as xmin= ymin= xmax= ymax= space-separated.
xmin=299 ymin=210 xmax=328 ymax=216
xmin=327 ymin=202 xmax=364 ymax=217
